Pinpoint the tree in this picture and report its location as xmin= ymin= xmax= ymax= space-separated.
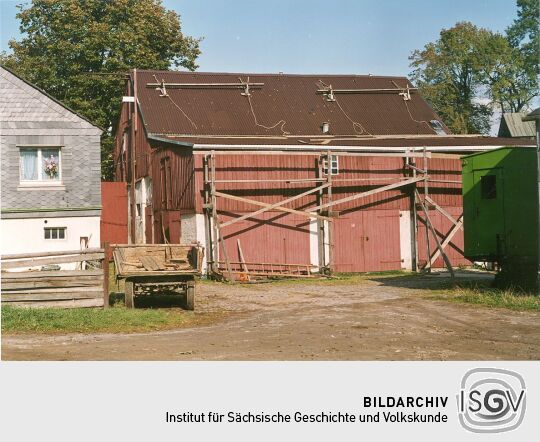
xmin=498 ymin=0 xmax=540 ymax=112
xmin=409 ymin=22 xmax=493 ymax=134
xmin=475 ymin=31 xmax=537 ymax=113
xmin=507 ymin=0 xmax=539 ymax=71
xmin=2 ymin=0 xmax=201 ymax=179
xmin=410 ymin=2 xmax=539 ymax=133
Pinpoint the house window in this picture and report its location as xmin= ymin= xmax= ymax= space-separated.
xmin=323 ymin=155 xmax=339 ymax=175
xmin=44 ymin=227 xmax=67 ymax=240
xmin=20 ymin=147 xmax=61 ymax=183
xmin=481 ymin=175 xmax=497 ymax=199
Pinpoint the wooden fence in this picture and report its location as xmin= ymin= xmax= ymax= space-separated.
xmin=1 ymin=247 xmax=109 ymax=308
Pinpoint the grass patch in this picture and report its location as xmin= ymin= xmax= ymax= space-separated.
xmin=429 ymin=284 xmax=540 ymax=312
xmin=1 ymin=304 xmax=224 ymax=335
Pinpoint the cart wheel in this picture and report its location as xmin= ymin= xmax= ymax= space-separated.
xmin=185 ymin=283 xmax=195 ymax=311
xmin=125 ymin=281 xmax=135 ymax=308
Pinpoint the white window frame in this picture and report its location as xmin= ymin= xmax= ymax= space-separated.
xmin=44 ymin=226 xmax=67 ymax=241
xmin=19 ymin=146 xmax=63 ymax=186
xmin=323 ymin=154 xmax=339 ymax=175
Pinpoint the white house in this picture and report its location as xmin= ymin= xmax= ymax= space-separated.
xmin=0 ymin=66 xmax=102 ymax=262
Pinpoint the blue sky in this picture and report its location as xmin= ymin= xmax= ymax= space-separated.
xmin=1 ymin=0 xmax=518 ymax=77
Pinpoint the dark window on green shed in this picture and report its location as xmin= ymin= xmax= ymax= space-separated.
xmin=481 ymin=175 xmax=497 ymax=199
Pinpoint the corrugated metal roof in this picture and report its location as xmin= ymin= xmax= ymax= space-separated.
xmin=135 ymin=70 xmax=450 ymax=137
xmin=498 ymin=113 xmax=536 ymax=137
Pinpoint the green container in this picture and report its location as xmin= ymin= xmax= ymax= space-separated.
xmin=462 ymin=146 xmax=539 ymax=290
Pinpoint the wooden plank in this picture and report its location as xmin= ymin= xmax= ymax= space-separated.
xmin=1 ymin=270 xmax=103 ymax=279
xmin=2 ymin=289 xmax=104 ymax=302
xmin=220 ymin=183 xmax=331 ymax=228
xmin=309 ymin=176 xmax=425 ymax=212
xmin=214 ymin=191 xmax=332 ymax=222
xmin=416 ymin=190 xmax=455 ymax=278
xmin=2 ymin=278 xmax=103 ymax=290
xmin=237 ymin=239 xmax=250 ymax=282
xmin=2 ymin=286 xmax=104 ymax=294
xmin=6 ymin=298 xmax=104 ymax=309
xmin=424 ymin=195 xmax=462 ymax=226
xmin=1 ymin=253 xmax=104 ymax=269
xmin=102 ymin=242 xmax=110 ymax=309
xmin=1 ymin=248 xmax=104 ymax=260
xmin=427 ymin=216 xmax=464 ymax=267
xmin=139 ymin=256 xmax=163 ymax=271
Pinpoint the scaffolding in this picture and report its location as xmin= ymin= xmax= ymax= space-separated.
xmin=202 ymin=148 xmax=464 ymax=281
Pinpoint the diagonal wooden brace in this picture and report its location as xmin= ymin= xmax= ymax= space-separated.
xmin=219 ymin=183 xmax=331 ymax=228
xmin=309 ymin=176 xmax=424 ymax=212
xmin=214 ymin=191 xmax=332 ymax=223
xmin=427 ymin=215 xmax=463 ymax=268
xmin=424 ymin=195 xmax=461 ymax=227
xmin=415 ymin=190 xmax=455 ymax=278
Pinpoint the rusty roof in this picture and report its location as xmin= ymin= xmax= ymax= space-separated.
xmin=135 ymin=70 xmax=450 ymax=138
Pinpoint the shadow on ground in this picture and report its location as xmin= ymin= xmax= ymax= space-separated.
xmin=370 ymin=270 xmax=495 ymax=290
xmin=109 ymin=291 xmax=190 ymax=309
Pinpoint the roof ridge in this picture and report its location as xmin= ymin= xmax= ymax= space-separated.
xmin=134 ymin=69 xmax=409 ymax=79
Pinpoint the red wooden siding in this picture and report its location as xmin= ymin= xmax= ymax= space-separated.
xmin=219 ymin=212 xmax=311 ymax=265
xmin=332 ymin=209 xmax=401 ymax=272
xmin=100 ymin=182 xmax=128 ymax=245
xmin=193 ymin=153 xmax=464 ymax=214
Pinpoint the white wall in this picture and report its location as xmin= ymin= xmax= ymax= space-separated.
xmin=1 ymin=216 xmax=100 ymax=269
xmin=180 ymin=213 xmax=207 ymax=274
xmin=399 ymin=210 xmax=412 ymax=271
xmin=309 ymin=219 xmax=319 ymax=272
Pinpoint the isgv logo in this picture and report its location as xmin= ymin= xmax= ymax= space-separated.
xmin=457 ymin=368 xmax=526 ymax=433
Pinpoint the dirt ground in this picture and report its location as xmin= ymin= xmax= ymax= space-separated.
xmin=2 ymin=272 xmax=540 ymax=361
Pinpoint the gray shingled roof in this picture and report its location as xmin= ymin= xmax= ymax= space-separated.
xmin=0 ymin=66 xmax=102 ymax=132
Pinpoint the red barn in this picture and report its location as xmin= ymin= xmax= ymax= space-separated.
xmin=113 ymin=70 xmax=530 ymax=276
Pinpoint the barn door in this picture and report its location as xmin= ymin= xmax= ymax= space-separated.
xmin=332 ymin=211 xmax=366 ymax=272
xmin=332 ymin=209 xmax=401 ymax=272
xmin=361 ymin=210 xmax=401 ymax=271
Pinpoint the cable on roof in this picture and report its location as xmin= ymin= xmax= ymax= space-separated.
xmin=391 ymin=80 xmax=434 ymax=133
xmin=239 ymin=76 xmax=289 ymax=135
xmin=316 ymin=80 xmax=372 ymax=136
xmin=153 ymin=74 xmax=198 ymax=130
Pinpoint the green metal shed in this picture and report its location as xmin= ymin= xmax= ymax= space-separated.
xmin=462 ymin=146 xmax=539 ymax=290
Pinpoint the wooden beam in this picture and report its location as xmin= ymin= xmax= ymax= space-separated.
xmin=214 ymin=191 xmax=332 ymax=222
xmin=2 ymin=248 xmax=104 ymax=260
xmin=424 ymin=195 xmax=462 ymax=226
xmin=220 ymin=183 xmax=331 ymax=228
xmin=1 ymin=253 xmax=105 ymax=270
xmin=309 ymin=176 xmax=424 ymax=212
xmin=427 ymin=215 xmax=463 ymax=267
xmin=415 ymin=190 xmax=455 ymax=278
xmin=102 ymin=242 xmax=110 ymax=309
xmin=1 ymin=270 xmax=103 ymax=280
xmin=199 ymin=151 xmax=431 ymax=158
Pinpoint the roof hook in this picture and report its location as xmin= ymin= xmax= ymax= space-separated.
xmin=399 ymin=85 xmax=411 ymax=101
xmin=324 ymin=85 xmax=335 ymax=102
xmin=153 ymin=74 xmax=168 ymax=97
xmin=240 ymin=76 xmax=251 ymax=97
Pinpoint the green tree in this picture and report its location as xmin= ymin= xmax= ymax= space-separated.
xmin=497 ymin=0 xmax=540 ymax=112
xmin=476 ymin=31 xmax=537 ymax=113
xmin=2 ymin=0 xmax=201 ymax=179
xmin=507 ymin=0 xmax=539 ymax=71
xmin=409 ymin=22 xmax=493 ymax=134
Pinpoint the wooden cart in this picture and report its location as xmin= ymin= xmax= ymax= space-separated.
xmin=112 ymin=244 xmax=203 ymax=310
